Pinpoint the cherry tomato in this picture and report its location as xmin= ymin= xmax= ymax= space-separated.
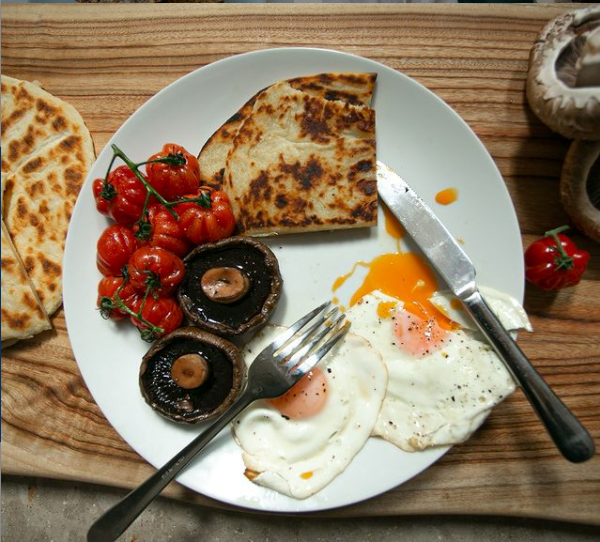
xmin=175 ymin=188 xmax=236 ymax=245
xmin=133 ymin=204 xmax=190 ymax=257
xmin=130 ymin=295 xmax=183 ymax=341
xmin=92 ymin=165 xmax=152 ymax=227
xmin=97 ymin=276 xmax=140 ymax=320
xmin=525 ymin=226 xmax=590 ymax=291
xmin=127 ymin=246 xmax=185 ymax=295
xmin=145 ymin=144 xmax=200 ymax=201
xmin=97 ymin=225 xmax=139 ymax=276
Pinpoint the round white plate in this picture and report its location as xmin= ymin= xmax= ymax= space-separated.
xmin=64 ymin=48 xmax=524 ymax=513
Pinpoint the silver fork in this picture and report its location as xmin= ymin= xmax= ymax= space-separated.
xmin=88 ymin=301 xmax=348 ymax=542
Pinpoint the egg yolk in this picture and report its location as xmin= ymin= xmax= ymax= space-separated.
xmin=435 ymin=187 xmax=458 ymax=206
xmin=268 ymin=367 xmax=328 ymax=419
xmin=382 ymin=203 xmax=406 ymax=240
xmin=393 ymin=306 xmax=449 ymax=357
xmin=332 ymin=206 xmax=459 ymax=354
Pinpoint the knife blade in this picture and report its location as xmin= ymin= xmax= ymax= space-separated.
xmin=377 ymin=161 xmax=595 ymax=463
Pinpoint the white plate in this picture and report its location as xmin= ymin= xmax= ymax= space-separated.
xmin=64 ymin=48 xmax=524 ymax=513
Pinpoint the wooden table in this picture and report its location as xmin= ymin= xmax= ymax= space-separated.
xmin=2 ymin=3 xmax=599 ymax=525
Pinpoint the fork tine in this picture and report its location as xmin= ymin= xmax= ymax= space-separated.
xmin=290 ymin=320 xmax=350 ymax=379
xmin=265 ymin=300 xmax=332 ymax=354
xmin=283 ymin=311 xmax=345 ymax=370
xmin=277 ymin=307 xmax=340 ymax=360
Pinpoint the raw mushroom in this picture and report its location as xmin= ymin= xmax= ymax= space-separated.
xmin=560 ymin=139 xmax=600 ymax=244
xmin=526 ymin=6 xmax=600 ymax=140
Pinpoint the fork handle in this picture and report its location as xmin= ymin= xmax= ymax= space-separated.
xmin=87 ymin=392 xmax=254 ymax=542
xmin=462 ymin=289 xmax=595 ymax=463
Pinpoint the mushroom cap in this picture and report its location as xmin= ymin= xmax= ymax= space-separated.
xmin=560 ymin=138 xmax=600 ymax=243
xmin=139 ymin=326 xmax=246 ymax=424
xmin=526 ymin=6 xmax=600 ymax=140
xmin=178 ymin=236 xmax=283 ymax=336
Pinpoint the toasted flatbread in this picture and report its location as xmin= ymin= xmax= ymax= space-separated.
xmin=223 ymin=80 xmax=377 ymax=236
xmin=1 ymin=75 xmax=95 ymax=319
xmin=198 ymin=73 xmax=376 ymax=190
xmin=1 ymin=220 xmax=51 ymax=343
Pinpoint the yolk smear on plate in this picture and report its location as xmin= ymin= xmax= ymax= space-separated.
xmin=332 ymin=200 xmax=461 ymax=336
xmin=450 ymin=298 xmax=464 ymax=311
xmin=383 ymin=203 xmax=406 ymax=240
xmin=435 ymin=187 xmax=458 ymax=206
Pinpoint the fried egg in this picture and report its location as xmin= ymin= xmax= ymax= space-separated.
xmin=232 ymin=325 xmax=387 ymax=499
xmin=345 ymin=289 xmax=531 ymax=452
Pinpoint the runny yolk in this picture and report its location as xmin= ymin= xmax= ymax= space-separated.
xmin=383 ymin=203 xmax=406 ymax=240
xmin=268 ymin=367 xmax=328 ymax=419
xmin=332 ymin=200 xmax=462 ymax=358
xmin=450 ymin=298 xmax=464 ymax=311
xmin=435 ymin=187 xmax=458 ymax=206
xmin=352 ymin=252 xmax=452 ymax=326
xmin=332 ymin=203 xmax=461 ymax=351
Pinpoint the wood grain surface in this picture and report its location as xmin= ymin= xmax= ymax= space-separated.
xmin=1 ymin=3 xmax=599 ymax=524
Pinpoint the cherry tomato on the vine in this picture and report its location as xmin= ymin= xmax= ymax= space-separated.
xmin=525 ymin=226 xmax=590 ymax=291
xmin=145 ymin=144 xmax=200 ymax=201
xmin=97 ymin=276 xmax=141 ymax=320
xmin=127 ymin=246 xmax=185 ymax=296
xmin=130 ymin=295 xmax=183 ymax=341
xmin=175 ymin=188 xmax=236 ymax=245
xmin=97 ymin=224 xmax=139 ymax=276
xmin=133 ymin=203 xmax=191 ymax=257
xmin=93 ymin=165 xmax=152 ymax=227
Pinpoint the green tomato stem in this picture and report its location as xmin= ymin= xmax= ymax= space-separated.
xmin=112 ymin=280 xmax=164 ymax=340
xmin=110 ymin=144 xmax=180 ymax=220
xmin=163 ymin=190 xmax=212 ymax=209
xmin=544 ymin=225 xmax=574 ymax=271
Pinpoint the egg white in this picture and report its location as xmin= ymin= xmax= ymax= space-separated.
xmin=232 ymin=325 xmax=388 ymax=499
xmin=345 ymin=290 xmax=531 ymax=452
xmin=430 ymin=286 xmax=533 ymax=334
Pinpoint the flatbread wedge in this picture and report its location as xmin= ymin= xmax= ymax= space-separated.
xmin=223 ymin=80 xmax=377 ymax=236
xmin=1 ymin=75 xmax=95 ymax=318
xmin=1 ymin=220 xmax=51 ymax=343
xmin=198 ymin=73 xmax=376 ymax=190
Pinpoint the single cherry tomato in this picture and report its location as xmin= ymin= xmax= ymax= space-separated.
xmin=145 ymin=144 xmax=200 ymax=201
xmin=127 ymin=246 xmax=185 ymax=295
xmin=175 ymin=188 xmax=236 ymax=245
xmin=92 ymin=165 xmax=152 ymax=227
xmin=97 ymin=225 xmax=140 ymax=276
xmin=97 ymin=276 xmax=140 ymax=320
xmin=130 ymin=295 xmax=183 ymax=341
xmin=525 ymin=226 xmax=590 ymax=291
xmin=133 ymin=203 xmax=191 ymax=257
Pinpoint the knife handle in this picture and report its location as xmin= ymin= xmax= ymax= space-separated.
xmin=462 ymin=289 xmax=595 ymax=463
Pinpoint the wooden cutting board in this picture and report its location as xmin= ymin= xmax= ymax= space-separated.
xmin=2 ymin=3 xmax=599 ymax=525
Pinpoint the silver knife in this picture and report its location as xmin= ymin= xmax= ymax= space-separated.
xmin=377 ymin=161 xmax=595 ymax=463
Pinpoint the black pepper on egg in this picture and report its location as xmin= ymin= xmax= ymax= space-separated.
xmin=178 ymin=236 xmax=283 ymax=336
